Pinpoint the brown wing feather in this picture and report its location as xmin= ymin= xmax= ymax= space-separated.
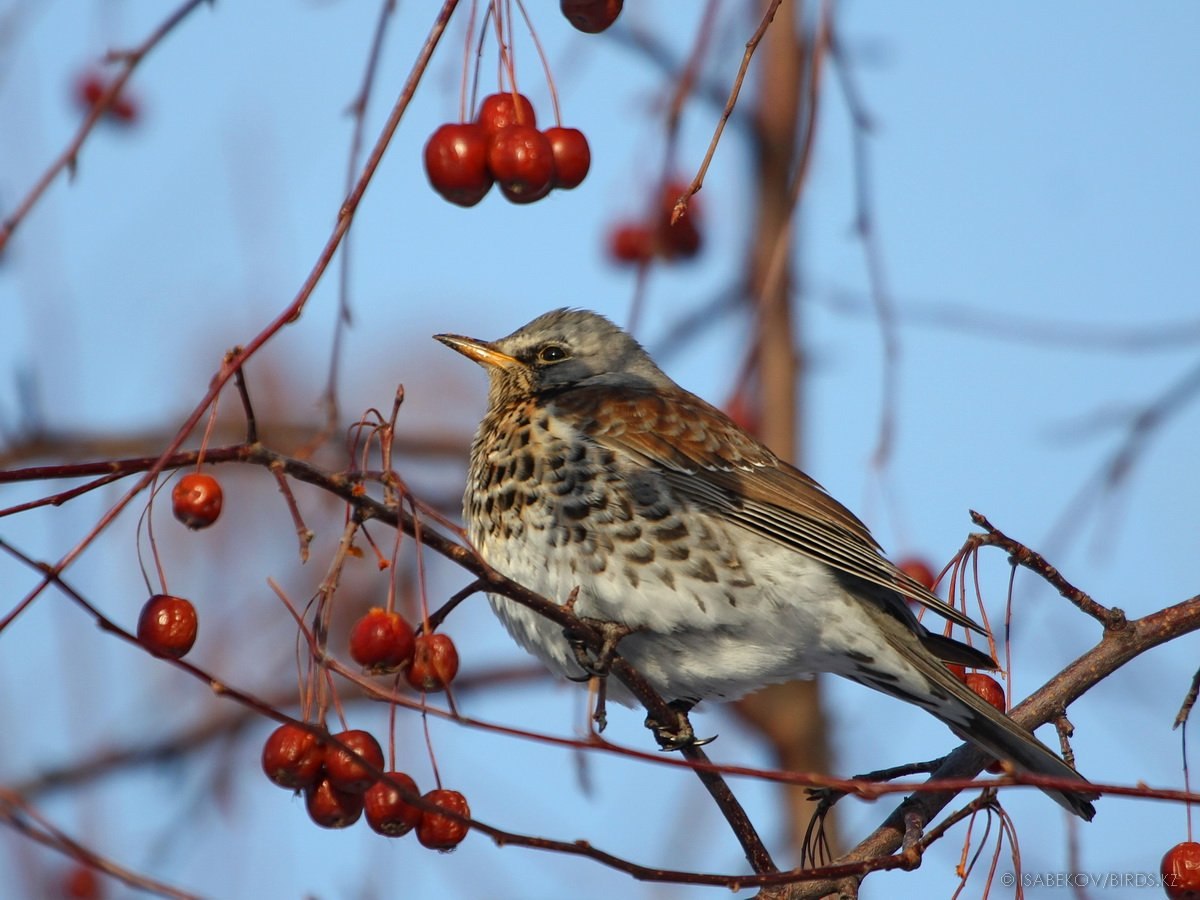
xmin=552 ymin=384 xmax=985 ymax=635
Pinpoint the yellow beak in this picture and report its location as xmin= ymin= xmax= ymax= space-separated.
xmin=434 ymin=333 xmax=522 ymax=369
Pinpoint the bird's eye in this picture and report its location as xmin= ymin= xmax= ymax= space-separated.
xmin=537 ymin=344 xmax=569 ymax=363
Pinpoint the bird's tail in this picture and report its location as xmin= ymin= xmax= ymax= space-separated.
xmin=857 ymin=637 xmax=1098 ymax=820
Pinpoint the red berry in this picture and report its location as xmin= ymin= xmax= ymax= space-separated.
xmin=897 ymin=557 xmax=938 ymax=591
xmin=961 ymin=672 xmax=1007 ymax=772
xmin=965 ymin=673 xmax=1006 ymax=712
xmin=560 ymin=0 xmax=623 ymax=33
xmin=543 ymin=127 xmax=591 ymax=189
xmin=262 ymin=723 xmax=325 ymax=790
xmin=349 ymin=608 xmax=416 ymax=673
xmin=945 ymin=663 xmax=967 ymax=683
xmin=476 ymin=92 xmax=536 ymax=141
xmin=137 ymin=594 xmax=197 ymax=659
xmin=424 ymin=123 xmax=493 ymax=207
xmin=305 ymin=777 xmax=363 ymax=829
xmin=75 ymin=70 xmax=139 ymax=125
xmin=607 ymin=222 xmax=654 ymax=265
xmin=1163 ymin=841 xmax=1200 ymax=899
xmin=417 ymin=789 xmax=470 ymax=850
xmin=364 ymin=772 xmax=423 ymax=837
xmin=111 ymin=95 xmax=139 ymax=123
xmin=78 ymin=74 xmax=105 ymax=107
xmin=487 ymin=125 xmax=555 ymax=204
xmin=405 ymin=633 xmax=460 ymax=692
xmin=62 ymin=864 xmax=102 ymax=900
xmin=325 ymin=729 xmax=384 ymax=794
xmin=172 ymin=472 xmax=223 ymax=529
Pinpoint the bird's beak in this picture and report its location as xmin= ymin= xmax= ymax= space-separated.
xmin=434 ymin=333 xmax=522 ymax=370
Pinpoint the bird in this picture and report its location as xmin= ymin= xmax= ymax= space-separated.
xmin=435 ymin=307 xmax=1096 ymax=820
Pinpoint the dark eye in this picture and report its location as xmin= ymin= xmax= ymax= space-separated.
xmin=537 ymin=344 xmax=569 ymax=363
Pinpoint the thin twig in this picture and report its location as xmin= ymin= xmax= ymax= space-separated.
xmin=0 ymin=0 xmax=213 ymax=252
xmin=4 ymin=0 xmax=462 ymax=688
xmin=969 ymin=510 xmax=1122 ymax=627
xmin=0 ymin=789 xmax=198 ymax=900
xmin=1175 ymin=668 xmax=1200 ymax=730
xmin=268 ymin=462 xmax=314 ymax=563
xmin=1046 ymin=357 xmax=1200 ymax=551
xmin=673 ymin=0 xmax=784 ymax=223
xmin=229 ymin=352 xmax=259 ymax=444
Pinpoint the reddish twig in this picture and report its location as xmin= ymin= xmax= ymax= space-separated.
xmin=0 ymin=789 xmax=198 ymax=900
xmin=780 ymin=594 xmax=1200 ymax=898
xmin=0 ymin=0 xmax=213 ymax=253
xmin=268 ymin=463 xmax=314 ymax=563
xmin=968 ymin=510 xmax=1122 ymax=627
xmin=674 ymin=0 xmax=785 ymax=222
xmin=4 ymin=0 xmax=461 ymax=677
xmin=8 ymin=438 xmax=1200 ymax=891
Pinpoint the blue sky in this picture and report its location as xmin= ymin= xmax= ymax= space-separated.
xmin=1 ymin=2 xmax=1198 ymax=897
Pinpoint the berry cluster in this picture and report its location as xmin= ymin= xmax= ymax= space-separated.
xmin=424 ymin=92 xmax=590 ymax=207
xmin=75 ymin=70 xmax=139 ymax=125
xmin=607 ymin=181 xmax=702 ymax=265
xmin=261 ymin=608 xmax=465 ymax=843
xmin=262 ymin=723 xmax=470 ymax=849
xmin=892 ymin=560 xmax=1014 ymax=775
xmin=149 ymin=466 xmax=468 ymax=847
xmin=349 ymin=607 xmax=460 ymax=692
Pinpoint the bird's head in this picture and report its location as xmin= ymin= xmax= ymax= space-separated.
xmin=435 ymin=308 xmax=672 ymax=407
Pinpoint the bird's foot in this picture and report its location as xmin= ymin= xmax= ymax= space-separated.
xmin=646 ymin=699 xmax=717 ymax=751
xmin=562 ymin=613 xmax=635 ymax=737
xmin=562 ymin=615 xmax=636 ymax=681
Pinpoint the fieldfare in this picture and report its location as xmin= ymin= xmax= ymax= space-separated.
xmin=436 ymin=308 xmax=1096 ymax=820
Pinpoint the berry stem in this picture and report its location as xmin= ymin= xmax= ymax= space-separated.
xmin=387 ymin=684 xmax=399 ymax=771
xmin=467 ymin=3 xmax=493 ymax=119
xmin=489 ymin=0 xmax=520 ymax=110
xmin=410 ymin=496 xmax=433 ymax=633
xmin=421 ymin=704 xmax=443 ymax=790
xmin=136 ymin=476 xmax=171 ymax=597
xmin=1185 ymin=723 xmax=1194 ymax=842
xmin=513 ymin=0 xmax=561 ymax=126
xmin=458 ymin=0 xmax=479 ymax=123
xmin=194 ymin=391 xmax=221 ymax=470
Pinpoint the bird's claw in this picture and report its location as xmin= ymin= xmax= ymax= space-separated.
xmin=563 ymin=617 xmax=635 ymax=679
xmin=646 ymin=700 xmax=716 ymax=751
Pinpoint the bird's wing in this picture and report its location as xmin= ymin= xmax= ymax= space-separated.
xmin=554 ymin=385 xmax=985 ymax=635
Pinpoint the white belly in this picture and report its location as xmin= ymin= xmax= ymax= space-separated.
xmin=480 ymin=525 xmax=880 ymax=706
